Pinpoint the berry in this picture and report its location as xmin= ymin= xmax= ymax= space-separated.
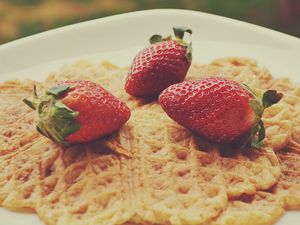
xmin=125 ymin=27 xmax=192 ymax=98
xmin=23 ymin=80 xmax=131 ymax=146
xmin=159 ymin=77 xmax=282 ymax=147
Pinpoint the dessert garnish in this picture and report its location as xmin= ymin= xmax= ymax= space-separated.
xmin=159 ymin=77 xmax=282 ymax=147
xmin=125 ymin=26 xmax=192 ymax=98
xmin=23 ymin=80 xmax=131 ymax=146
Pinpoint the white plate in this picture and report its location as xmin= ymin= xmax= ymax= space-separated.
xmin=0 ymin=9 xmax=299 ymax=225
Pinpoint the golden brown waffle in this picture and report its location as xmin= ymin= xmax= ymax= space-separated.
xmin=268 ymin=77 xmax=300 ymax=209
xmin=212 ymin=191 xmax=284 ymax=225
xmin=266 ymin=72 xmax=300 ymax=209
xmin=274 ymin=149 xmax=300 ymax=210
xmin=187 ymin=57 xmax=273 ymax=89
xmin=0 ymin=81 xmax=43 ymax=156
xmin=0 ymin=58 xmax=298 ymax=225
xmin=268 ymin=78 xmax=300 ymax=147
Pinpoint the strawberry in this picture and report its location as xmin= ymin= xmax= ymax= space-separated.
xmin=23 ymin=80 xmax=131 ymax=146
xmin=125 ymin=26 xmax=192 ymax=98
xmin=159 ymin=77 xmax=282 ymax=147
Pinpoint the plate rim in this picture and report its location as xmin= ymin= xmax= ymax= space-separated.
xmin=1 ymin=9 xmax=300 ymax=76
xmin=0 ymin=9 xmax=299 ymax=51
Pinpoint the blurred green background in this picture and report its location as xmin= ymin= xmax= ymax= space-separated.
xmin=0 ymin=0 xmax=299 ymax=44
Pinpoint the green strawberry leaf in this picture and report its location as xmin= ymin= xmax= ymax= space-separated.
xmin=37 ymin=100 xmax=80 ymax=146
xmin=173 ymin=26 xmax=192 ymax=40
xmin=23 ymin=84 xmax=80 ymax=146
xmin=22 ymin=84 xmax=39 ymax=110
xmin=46 ymin=84 xmax=73 ymax=97
xmin=23 ymin=98 xmax=37 ymax=110
xmin=33 ymin=84 xmax=38 ymax=97
xmin=251 ymin=119 xmax=265 ymax=148
xmin=240 ymin=83 xmax=257 ymax=98
xmin=250 ymin=99 xmax=264 ymax=118
xmin=240 ymin=84 xmax=282 ymax=149
xmin=258 ymin=119 xmax=266 ymax=142
xmin=149 ymin=34 xmax=172 ymax=44
xmin=149 ymin=27 xmax=192 ymax=47
xmin=247 ymin=120 xmax=259 ymax=147
xmin=185 ymin=42 xmax=193 ymax=62
xmin=251 ymin=139 xmax=261 ymax=149
xmin=55 ymin=101 xmax=76 ymax=113
xmin=149 ymin=34 xmax=163 ymax=44
xmin=262 ymin=90 xmax=283 ymax=108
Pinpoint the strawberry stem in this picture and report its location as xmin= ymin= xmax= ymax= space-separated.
xmin=241 ymin=84 xmax=283 ymax=149
xmin=36 ymin=99 xmax=80 ymax=146
xmin=149 ymin=26 xmax=192 ymax=46
xmin=23 ymin=85 xmax=80 ymax=146
xmin=148 ymin=26 xmax=193 ymax=63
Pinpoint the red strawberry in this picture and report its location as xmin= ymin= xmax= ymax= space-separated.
xmin=23 ymin=80 xmax=131 ymax=146
xmin=159 ymin=77 xmax=282 ymax=147
xmin=125 ymin=27 xmax=192 ymax=98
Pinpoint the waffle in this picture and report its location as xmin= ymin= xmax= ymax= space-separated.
xmin=268 ymin=77 xmax=300 ymax=147
xmin=212 ymin=191 xmax=284 ymax=225
xmin=268 ymin=76 xmax=300 ymax=209
xmin=0 ymin=80 xmax=46 ymax=207
xmin=0 ymin=81 xmax=44 ymax=156
xmin=0 ymin=58 xmax=298 ymax=225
